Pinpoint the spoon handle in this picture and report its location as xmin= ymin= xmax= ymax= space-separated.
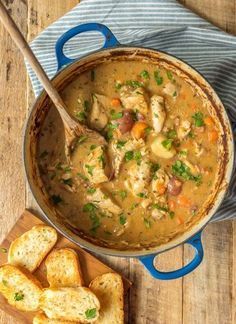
xmin=0 ymin=1 xmax=76 ymax=131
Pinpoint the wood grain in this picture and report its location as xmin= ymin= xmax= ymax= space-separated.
xmin=0 ymin=0 xmax=235 ymax=323
xmin=0 ymin=210 xmax=131 ymax=323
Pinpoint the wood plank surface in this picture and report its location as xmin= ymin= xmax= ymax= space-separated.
xmin=0 ymin=0 xmax=235 ymax=323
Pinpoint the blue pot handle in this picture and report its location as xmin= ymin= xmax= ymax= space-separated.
xmin=139 ymin=231 xmax=203 ymax=280
xmin=55 ymin=23 xmax=120 ymax=70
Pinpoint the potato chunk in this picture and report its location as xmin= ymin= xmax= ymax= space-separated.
xmin=150 ymin=134 xmax=176 ymax=159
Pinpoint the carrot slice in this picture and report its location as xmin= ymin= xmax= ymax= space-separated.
xmin=177 ymin=195 xmax=191 ymax=207
xmin=131 ymin=121 xmax=148 ymax=139
xmin=208 ymin=130 xmax=218 ymax=142
xmin=111 ymin=98 xmax=121 ymax=107
xmin=156 ymin=183 xmax=166 ymax=195
xmin=204 ymin=116 xmax=214 ymax=127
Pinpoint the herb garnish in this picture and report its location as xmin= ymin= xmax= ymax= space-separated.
xmin=116 ymin=140 xmax=127 ymax=149
xmin=192 ymin=112 xmax=205 ymax=127
xmin=167 ymin=70 xmax=173 ymax=80
xmin=77 ymin=172 xmax=89 ymax=181
xmin=83 ymin=203 xmax=97 ymax=212
xmin=144 ymin=218 xmax=151 ymax=228
xmin=154 ymin=70 xmax=163 ymax=85
xmin=140 ymin=70 xmax=150 ymax=79
xmin=85 ymin=308 xmax=97 ymax=320
xmin=125 ymin=80 xmax=143 ymax=88
xmin=119 ymin=190 xmax=127 ymax=200
xmin=119 ymin=213 xmax=127 ymax=225
xmin=172 ymin=160 xmax=202 ymax=184
xmin=87 ymin=188 xmax=96 ymax=194
xmin=137 ymin=192 xmax=147 ymax=198
xmin=85 ymin=164 xmax=95 ymax=176
xmin=110 ymin=110 xmax=123 ymax=120
xmin=51 ymin=194 xmax=63 ymax=205
xmin=124 ymin=150 xmax=134 ymax=162
xmin=161 ymin=139 xmax=173 ymax=151
xmin=14 ymin=292 xmax=24 ymax=301
xmin=166 ymin=129 xmax=177 ymax=139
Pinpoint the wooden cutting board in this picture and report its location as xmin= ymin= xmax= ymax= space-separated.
xmin=0 ymin=210 xmax=131 ymax=323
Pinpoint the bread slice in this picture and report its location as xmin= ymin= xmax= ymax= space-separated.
xmin=40 ymin=287 xmax=100 ymax=323
xmin=33 ymin=312 xmax=77 ymax=323
xmin=89 ymin=272 xmax=124 ymax=324
xmin=45 ymin=248 xmax=83 ymax=287
xmin=8 ymin=225 xmax=57 ymax=272
xmin=0 ymin=264 xmax=42 ymax=312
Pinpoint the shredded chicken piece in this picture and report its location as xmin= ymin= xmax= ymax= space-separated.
xmin=86 ymin=187 xmax=122 ymax=215
xmin=150 ymin=95 xmax=166 ymax=133
xmin=89 ymin=94 xmax=108 ymax=131
xmin=108 ymin=138 xmax=145 ymax=178
xmin=177 ymin=120 xmax=191 ymax=140
xmin=120 ymin=85 xmax=149 ymax=115
xmin=194 ymin=141 xmax=204 ymax=157
xmin=163 ymin=82 xmax=180 ymax=98
xmin=83 ymin=146 xmax=108 ymax=184
xmin=151 ymin=169 xmax=169 ymax=196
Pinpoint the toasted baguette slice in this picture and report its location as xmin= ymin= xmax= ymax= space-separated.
xmin=33 ymin=312 xmax=77 ymax=323
xmin=89 ymin=273 xmax=124 ymax=324
xmin=0 ymin=264 xmax=42 ymax=312
xmin=45 ymin=248 xmax=83 ymax=287
xmin=8 ymin=225 xmax=57 ymax=272
xmin=40 ymin=287 xmax=100 ymax=323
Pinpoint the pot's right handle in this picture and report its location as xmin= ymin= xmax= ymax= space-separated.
xmin=55 ymin=23 xmax=120 ymax=70
xmin=139 ymin=231 xmax=203 ymax=280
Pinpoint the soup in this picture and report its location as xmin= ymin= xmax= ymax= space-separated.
xmin=37 ymin=60 xmax=220 ymax=249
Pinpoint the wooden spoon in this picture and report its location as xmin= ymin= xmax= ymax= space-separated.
xmin=0 ymin=1 xmax=106 ymax=156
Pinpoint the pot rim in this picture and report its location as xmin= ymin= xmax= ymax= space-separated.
xmin=23 ymin=45 xmax=235 ymax=257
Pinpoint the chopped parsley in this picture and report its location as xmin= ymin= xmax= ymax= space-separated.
xmin=173 ymin=91 xmax=177 ymax=97
xmin=140 ymin=70 xmax=150 ymax=79
xmin=77 ymin=135 xmax=88 ymax=144
xmin=154 ymin=70 xmax=163 ymax=85
xmin=2 ymin=279 xmax=7 ymax=286
xmin=152 ymin=204 xmax=175 ymax=219
xmin=0 ymin=247 xmax=7 ymax=253
xmin=188 ymin=131 xmax=195 ymax=138
xmin=85 ymin=164 xmax=95 ymax=176
xmin=134 ymin=151 xmax=142 ymax=165
xmin=89 ymin=213 xmax=100 ymax=232
xmin=125 ymin=80 xmax=143 ymax=88
xmin=178 ymin=150 xmax=188 ymax=157
xmin=150 ymin=163 xmax=160 ymax=175
xmin=62 ymin=178 xmax=73 ymax=187
xmin=106 ymin=122 xmax=118 ymax=140
xmin=137 ymin=192 xmax=147 ymax=198
xmin=110 ymin=110 xmax=123 ymax=120
xmin=39 ymin=150 xmax=48 ymax=159
xmin=98 ymin=153 xmax=105 ymax=168
xmin=51 ymin=194 xmax=63 ymax=205
xmin=192 ymin=112 xmax=205 ymax=127
xmin=85 ymin=308 xmax=97 ymax=320
xmin=124 ymin=150 xmax=134 ymax=162
xmin=14 ymin=292 xmax=24 ymax=301
xmin=77 ymin=172 xmax=89 ymax=181
xmin=131 ymin=202 xmax=139 ymax=210
xmin=119 ymin=190 xmax=127 ymax=200
xmin=172 ymin=160 xmax=202 ymax=184
xmin=116 ymin=140 xmax=127 ymax=149
xmin=75 ymin=111 xmax=86 ymax=122
xmin=166 ymin=129 xmax=177 ymax=139
xmin=90 ymin=144 xmax=97 ymax=150
xmin=161 ymin=139 xmax=173 ymax=151
xmin=119 ymin=213 xmax=127 ymax=225
xmin=91 ymin=70 xmax=95 ymax=81
xmin=145 ymin=126 xmax=152 ymax=135
xmin=167 ymin=70 xmax=173 ymax=80
xmin=87 ymin=187 xmax=96 ymax=194
xmin=84 ymin=100 xmax=90 ymax=111
xmin=83 ymin=203 xmax=97 ymax=213
xmin=115 ymin=81 xmax=122 ymax=89
xmin=144 ymin=218 xmax=151 ymax=228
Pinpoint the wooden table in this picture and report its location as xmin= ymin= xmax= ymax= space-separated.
xmin=0 ymin=0 xmax=235 ymax=323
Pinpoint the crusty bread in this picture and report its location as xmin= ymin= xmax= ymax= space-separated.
xmin=33 ymin=312 xmax=77 ymax=323
xmin=40 ymin=287 xmax=100 ymax=323
xmin=89 ymin=272 xmax=124 ymax=324
xmin=8 ymin=225 xmax=57 ymax=272
xmin=0 ymin=264 xmax=42 ymax=312
xmin=45 ymin=248 xmax=83 ymax=287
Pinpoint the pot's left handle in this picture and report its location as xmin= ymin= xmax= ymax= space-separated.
xmin=139 ymin=231 xmax=203 ymax=280
xmin=55 ymin=23 xmax=120 ymax=70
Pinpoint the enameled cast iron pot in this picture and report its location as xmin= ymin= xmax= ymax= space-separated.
xmin=24 ymin=23 xmax=235 ymax=280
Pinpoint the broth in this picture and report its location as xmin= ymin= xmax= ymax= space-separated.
xmin=37 ymin=60 xmax=219 ymax=249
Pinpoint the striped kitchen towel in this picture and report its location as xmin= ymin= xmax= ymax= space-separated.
xmin=26 ymin=0 xmax=236 ymax=221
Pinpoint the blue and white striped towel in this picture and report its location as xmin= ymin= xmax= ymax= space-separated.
xmin=27 ymin=0 xmax=236 ymax=222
